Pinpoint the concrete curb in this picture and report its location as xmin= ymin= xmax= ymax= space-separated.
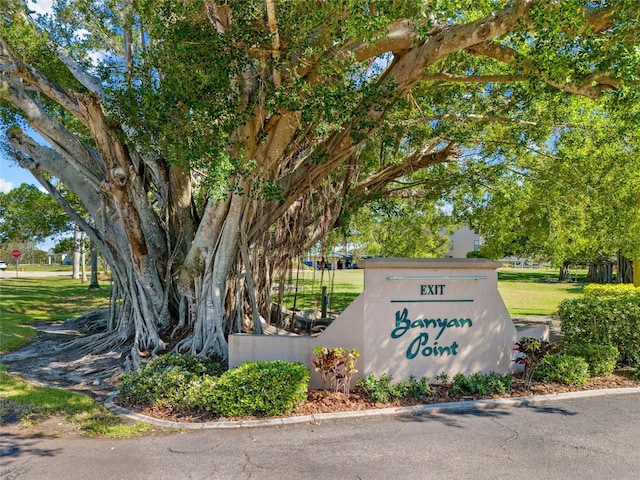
xmin=105 ymin=387 xmax=640 ymax=430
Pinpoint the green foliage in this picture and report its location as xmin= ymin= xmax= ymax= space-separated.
xmin=559 ymin=291 xmax=640 ymax=366
xmin=354 ymin=374 xmax=401 ymax=404
xmin=0 ymin=184 xmax=72 ymax=245
xmin=119 ymin=354 xmax=222 ymax=409
xmin=354 ymin=374 xmax=435 ymax=403
xmin=533 ymin=354 xmax=590 ymax=386
xmin=344 ymin=198 xmax=451 ymax=259
xmin=582 ymin=284 xmax=639 ymax=298
xmin=212 ymin=361 xmax=309 ymax=417
xmin=119 ymin=356 xmax=309 ymax=417
xmin=514 ymin=337 xmax=552 ymax=389
xmin=312 ymin=346 xmax=360 ymax=393
xmin=449 ymin=372 xmax=513 ymax=397
xmin=563 ymin=343 xmax=619 ymax=377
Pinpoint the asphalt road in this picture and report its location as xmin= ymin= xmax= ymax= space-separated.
xmin=2 ymin=393 xmax=639 ymax=480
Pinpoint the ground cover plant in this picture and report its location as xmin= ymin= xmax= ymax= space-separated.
xmin=0 ymin=365 xmax=152 ymax=437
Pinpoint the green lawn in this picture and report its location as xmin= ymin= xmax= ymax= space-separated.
xmin=497 ymin=268 xmax=586 ymax=316
xmin=0 ymin=277 xmax=111 ymax=354
xmin=0 ymin=277 xmax=154 ymax=436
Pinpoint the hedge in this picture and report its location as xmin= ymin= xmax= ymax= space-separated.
xmin=558 ymin=287 xmax=640 ymax=366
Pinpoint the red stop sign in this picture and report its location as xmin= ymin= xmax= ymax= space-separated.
xmin=11 ymin=249 xmax=20 ymax=259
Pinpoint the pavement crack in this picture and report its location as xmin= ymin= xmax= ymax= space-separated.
xmin=491 ymin=417 xmax=519 ymax=462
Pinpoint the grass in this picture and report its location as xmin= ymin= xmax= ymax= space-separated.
xmin=276 ymin=267 xmax=586 ymax=317
xmin=497 ymin=268 xmax=586 ymax=316
xmin=0 ymin=277 xmax=154 ymax=437
xmin=0 ymin=277 xmax=112 ymax=354
xmin=7 ymin=264 xmax=74 ymax=272
xmin=278 ymin=268 xmax=364 ymax=313
xmin=0 ymin=366 xmax=154 ymax=437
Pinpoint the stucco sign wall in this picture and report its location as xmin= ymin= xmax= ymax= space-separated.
xmin=362 ymin=258 xmax=517 ymax=381
xmin=230 ymin=258 xmax=519 ymax=389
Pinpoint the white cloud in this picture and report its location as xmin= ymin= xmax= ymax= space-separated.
xmin=28 ymin=0 xmax=54 ymax=16
xmin=0 ymin=178 xmax=14 ymax=193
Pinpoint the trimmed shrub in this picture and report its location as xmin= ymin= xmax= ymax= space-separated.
xmin=119 ymin=353 xmax=222 ymax=409
xmin=558 ymin=291 xmax=640 ymax=366
xmin=533 ymin=354 xmax=590 ymax=386
xmin=564 ymin=343 xmax=619 ymax=377
xmin=449 ymin=371 xmax=513 ymax=397
xmin=582 ymin=284 xmax=638 ymax=298
xmin=212 ymin=360 xmax=310 ymax=417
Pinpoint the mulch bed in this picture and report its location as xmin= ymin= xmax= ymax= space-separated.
xmin=113 ymin=370 xmax=640 ymax=424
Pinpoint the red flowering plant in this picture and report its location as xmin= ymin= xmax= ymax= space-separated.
xmin=514 ymin=337 xmax=552 ymax=389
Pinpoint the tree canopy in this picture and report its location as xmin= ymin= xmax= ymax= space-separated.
xmin=0 ymin=183 xmax=72 ymax=244
xmin=1 ymin=0 xmax=639 ymax=362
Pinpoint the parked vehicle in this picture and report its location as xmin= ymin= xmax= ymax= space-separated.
xmin=0 ymin=260 xmax=7 ymax=271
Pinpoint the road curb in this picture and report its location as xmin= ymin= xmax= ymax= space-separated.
xmin=105 ymin=387 xmax=640 ymax=430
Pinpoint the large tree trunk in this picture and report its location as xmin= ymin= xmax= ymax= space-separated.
xmin=587 ymin=257 xmax=614 ymax=284
xmin=617 ymin=253 xmax=634 ymax=284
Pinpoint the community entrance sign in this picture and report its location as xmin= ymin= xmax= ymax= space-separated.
xmin=230 ymin=258 xmax=525 ymax=389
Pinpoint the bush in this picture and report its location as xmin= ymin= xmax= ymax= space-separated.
xmin=212 ymin=360 xmax=309 ymax=417
xmin=533 ymin=354 xmax=590 ymax=386
xmin=449 ymin=371 xmax=513 ymax=397
xmin=354 ymin=374 xmax=435 ymax=403
xmin=582 ymin=284 xmax=638 ymax=298
xmin=119 ymin=353 xmax=222 ymax=409
xmin=564 ymin=343 xmax=619 ymax=377
xmin=559 ymin=291 xmax=640 ymax=366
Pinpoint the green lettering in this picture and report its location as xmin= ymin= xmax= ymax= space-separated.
xmin=411 ymin=319 xmax=425 ymax=329
xmin=391 ymin=308 xmax=411 ymax=338
xmin=437 ymin=345 xmax=452 ymax=356
xmin=435 ymin=318 xmax=448 ymax=340
xmin=407 ymin=333 xmax=429 ymax=359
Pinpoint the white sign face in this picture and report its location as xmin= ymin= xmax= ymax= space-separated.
xmin=363 ymin=259 xmax=517 ymax=380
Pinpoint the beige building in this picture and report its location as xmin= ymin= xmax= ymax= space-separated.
xmin=445 ymin=226 xmax=483 ymax=258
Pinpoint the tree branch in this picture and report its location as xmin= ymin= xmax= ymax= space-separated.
xmin=464 ymin=41 xmax=621 ymax=99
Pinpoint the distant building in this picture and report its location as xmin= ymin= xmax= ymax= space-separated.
xmin=444 ymin=226 xmax=483 ymax=259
